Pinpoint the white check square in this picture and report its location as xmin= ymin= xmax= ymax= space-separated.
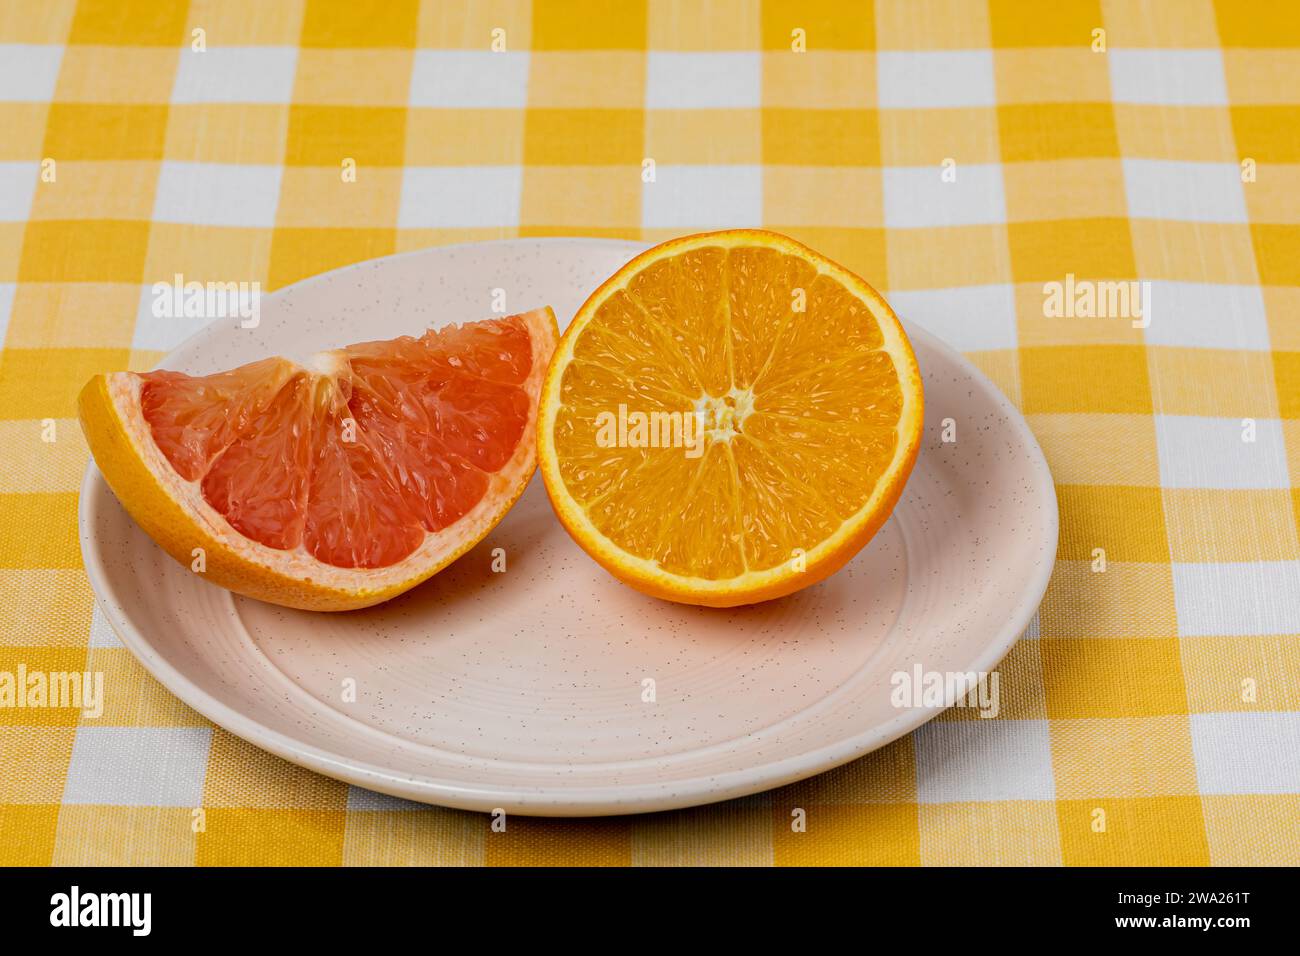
xmin=1173 ymin=561 xmax=1300 ymax=637
xmin=1154 ymin=415 xmax=1290 ymax=489
xmin=1191 ymin=712 xmax=1300 ymax=795
xmin=88 ymin=605 xmax=123 ymax=649
xmin=641 ymin=165 xmax=762 ymax=229
xmin=62 ymin=727 xmax=212 ymax=807
xmin=398 ymin=166 xmax=522 ymax=228
xmin=1123 ymin=159 xmax=1247 ymax=224
xmin=883 ymin=163 xmax=1005 ymax=228
xmin=171 ymin=46 xmax=298 ymax=104
xmin=152 ymin=161 xmax=282 ymax=228
xmin=409 ymin=51 xmax=529 ymax=108
xmin=646 ymin=52 xmax=760 ymax=109
xmin=0 ymin=162 xmax=38 ymax=221
xmin=878 ymin=50 xmax=995 ymax=109
xmin=916 ymin=718 xmax=1057 ymax=803
xmin=1143 ymin=282 xmax=1269 ymax=350
xmin=0 ymin=283 xmax=14 ymax=344
xmin=1108 ymin=49 xmax=1228 ymax=106
xmin=0 ymin=44 xmax=63 ymax=101
xmin=132 ymin=283 xmax=223 ymax=352
xmin=347 ymin=786 xmax=427 ymax=811
xmin=888 ymin=284 xmax=1017 ymax=352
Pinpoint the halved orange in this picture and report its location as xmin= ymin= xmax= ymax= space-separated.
xmin=538 ymin=231 xmax=923 ymax=607
xmin=79 ymin=308 xmax=558 ymax=611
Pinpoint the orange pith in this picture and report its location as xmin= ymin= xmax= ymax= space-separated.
xmin=80 ymin=308 xmax=558 ymax=610
xmin=538 ymin=231 xmax=923 ymax=607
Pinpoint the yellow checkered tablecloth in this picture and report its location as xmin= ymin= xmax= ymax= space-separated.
xmin=1 ymin=0 xmax=1298 ymax=867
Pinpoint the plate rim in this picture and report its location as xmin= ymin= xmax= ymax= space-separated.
xmin=78 ymin=236 xmax=1059 ymax=816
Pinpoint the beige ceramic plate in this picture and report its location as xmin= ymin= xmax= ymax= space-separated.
xmin=80 ymin=239 xmax=1057 ymax=816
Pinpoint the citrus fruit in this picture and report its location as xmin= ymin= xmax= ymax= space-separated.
xmin=537 ymin=230 xmax=923 ymax=607
xmin=79 ymin=307 xmax=558 ymax=611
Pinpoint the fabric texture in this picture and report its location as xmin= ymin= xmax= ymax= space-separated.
xmin=1 ymin=0 xmax=1298 ymax=865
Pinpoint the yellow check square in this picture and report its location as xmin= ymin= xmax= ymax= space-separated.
xmin=1050 ymin=716 xmax=1200 ymax=798
xmin=19 ymin=220 xmax=151 ymax=283
xmin=645 ymin=109 xmax=761 ymax=164
xmin=276 ymin=167 xmax=402 ymax=228
xmin=1020 ymin=345 xmax=1153 ymax=415
xmin=532 ymin=0 xmax=648 ymax=50
xmin=520 ymin=166 xmax=639 ymax=231
xmin=997 ymin=103 xmax=1119 ymax=162
xmin=164 ymin=105 xmax=291 ymax=165
xmin=185 ymin=0 xmax=307 ymax=45
xmin=773 ymin=803 xmax=920 ymax=865
xmin=523 ymin=109 xmax=644 ymax=165
xmin=300 ymin=0 xmax=419 ymax=48
xmin=5 ymin=282 xmax=139 ymax=350
xmin=760 ymin=0 xmax=874 ymax=51
xmin=27 ymin=160 xmax=159 ymax=222
xmin=0 ymin=804 xmax=61 ymax=865
xmin=417 ymin=0 xmax=534 ymax=50
xmin=763 ymin=166 xmax=883 ymax=228
xmin=292 ymin=49 xmax=415 ymax=106
xmin=1038 ymin=561 xmax=1178 ymax=640
xmin=53 ymin=45 xmax=178 ymax=103
xmin=0 ymin=349 xmax=130 ymax=424
xmin=143 ymin=224 xmax=273 ymax=290
xmin=886 ymin=224 xmax=1010 ymax=290
xmin=762 ymin=51 xmax=875 ymax=109
xmin=1008 ymin=218 xmax=1136 ymax=283
xmin=1113 ymin=104 xmax=1238 ymax=162
xmin=43 ymin=104 xmax=168 ymax=161
xmin=876 ymin=0 xmax=990 ymax=49
xmin=1054 ymin=484 xmax=1169 ymax=562
xmin=197 ymin=809 xmax=346 ymax=866
xmin=988 ymin=0 xmax=1102 ymax=46
xmin=1042 ymin=639 xmax=1187 ymax=718
xmin=1252 ymin=225 xmax=1300 ymax=286
xmin=762 ymin=109 xmax=880 ymax=165
xmin=879 ymin=107 xmax=999 ymax=165
xmin=267 ymin=226 xmax=397 ymax=290
xmin=405 ymin=109 xmax=525 ymax=165
xmin=69 ymin=0 xmax=188 ymax=45
xmin=529 ymin=52 xmax=646 ymax=108
xmin=1274 ymin=351 xmax=1300 ymax=418
xmin=0 ymin=1 xmax=75 ymax=43
xmin=285 ymin=105 xmax=408 ymax=167
xmin=1163 ymin=489 xmax=1300 ymax=563
xmin=1215 ymin=0 xmax=1300 ymax=47
xmin=993 ymin=48 xmax=1111 ymax=104
xmin=52 ymin=806 xmax=197 ymax=866
xmin=1106 ymin=0 xmax=1220 ymax=47
xmin=1231 ymin=106 xmax=1300 ymax=163
xmin=0 ymin=104 xmax=48 ymax=161
xmin=485 ymin=819 xmax=632 ymax=866
xmin=647 ymin=0 xmax=759 ymax=51
xmin=1057 ymin=796 xmax=1209 ymax=866
xmin=1130 ymin=220 xmax=1258 ymax=284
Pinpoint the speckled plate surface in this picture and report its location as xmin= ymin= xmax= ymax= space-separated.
xmin=79 ymin=238 xmax=1058 ymax=816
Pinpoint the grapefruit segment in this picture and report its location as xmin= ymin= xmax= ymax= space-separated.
xmin=80 ymin=307 xmax=558 ymax=610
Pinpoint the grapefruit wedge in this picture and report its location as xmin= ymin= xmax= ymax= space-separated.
xmin=79 ymin=308 xmax=558 ymax=611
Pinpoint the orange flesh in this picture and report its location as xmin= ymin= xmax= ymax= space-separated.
xmin=552 ymin=245 xmax=904 ymax=579
xmin=138 ymin=317 xmax=534 ymax=569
